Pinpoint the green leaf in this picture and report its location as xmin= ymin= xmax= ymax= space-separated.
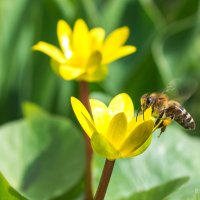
xmin=0 ymin=172 xmax=27 ymax=200
xmin=121 ymin=177 xmax=189 ymax=200
xmin=52 ymin=178 xmax=85 ymax=200
xmin=22 ymin=102 xmax=48 ymax=118
xmin=93 ymin=126 xmax=200 ymax=200
xmin=0 ymin=115 xmax=85 ymax=200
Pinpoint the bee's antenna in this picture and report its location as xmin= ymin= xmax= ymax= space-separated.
xmin=152 ymin=104 xmax=154 ymax=113
xmin=143 ymin=109 xmax=145 ymax=120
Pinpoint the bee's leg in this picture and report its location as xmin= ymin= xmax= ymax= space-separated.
xmin=154 ymin=110 xmax=165 ymax=127
xmin=158 ymin=126 xmax=166 ymax=137
xmin=171 ymin=114 xmax=175 ymax=120
xmin=152 ymin=104 xmax=155 ymax=113
xmin=155 ymin=110 xmax=166 ymax=138
xmin=158 ymin=115 xmax=174 ymax=137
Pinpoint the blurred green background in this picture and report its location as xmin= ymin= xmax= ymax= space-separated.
xmin=0 ymin=0 xmax=200 ymax=199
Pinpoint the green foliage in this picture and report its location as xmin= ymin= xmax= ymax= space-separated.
xmin=121 ymin=177 xmax=189 ymax=200
xmin=0 ymin=172 xmax=27 ymax=200
xmin=1 ymin=0 xmax=200 ymax=199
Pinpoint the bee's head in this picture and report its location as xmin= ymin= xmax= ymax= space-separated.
xmin=141 ymin=93 xmax=154 ymax=111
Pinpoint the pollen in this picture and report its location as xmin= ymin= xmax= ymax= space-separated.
xmin=163 ymin=118 xmax=172 ymax=126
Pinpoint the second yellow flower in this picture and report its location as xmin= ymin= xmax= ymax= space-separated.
xmin=33 ymin=19 xmax=136 ymax=82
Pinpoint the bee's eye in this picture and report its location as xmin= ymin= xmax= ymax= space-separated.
xmin=146 ymin=97 xmax=152 ymax=105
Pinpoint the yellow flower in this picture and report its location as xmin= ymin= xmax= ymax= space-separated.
xmin=71 ymin=93 xmax=156 ymax=160
xmin=33 ymin=19 xmax=136 ymax=82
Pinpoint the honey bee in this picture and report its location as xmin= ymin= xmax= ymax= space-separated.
xmin=141 ymin=92 xmax=196 ymax=136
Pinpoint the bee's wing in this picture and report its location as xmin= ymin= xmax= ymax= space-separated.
xmin=163 ymin=78 xmax=198 ymax=103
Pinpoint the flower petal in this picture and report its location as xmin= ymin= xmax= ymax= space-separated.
xmin=71 ymin=97 xmax=96 ymax=138
xmin=79 ymin=64 xmax=108 ymax=82
xmin=103 ymin=27 xmax=129 ymax=54
xmin=78 ymin=51 xmax=105 ymax=81
xmin=32 ymin=41 xmax=66 ymax=63
xmin=86 ymin=51 xmax=102 ymax=69
xmin=72 ymin=19 xmax=90 ymax=62
xmin=59 ymin=65 xmax=85 ymax=80
xmin=89 ymin=99 xmax=110 ymax=135
xmin=126 ymin=135 xmax=152 ymax=158
xmin=57 ymin=19 xmax=73 ymax=59
xmin=108 ymin=93 xmax=134 ymax=122
xmin=91 ymin=132 xmax=120 ymax=160
xmin=127 ymin=118 xmax=137 ymax=134
xmin=119 ymin=120 xmax=154 ymax=157
xmin=90 ymin=27 xmax=105 ymax=51
xmin=106 ymin=112 xmax=128 ymax=148
xmin=103 ymin=45 xmax=136 ymax=64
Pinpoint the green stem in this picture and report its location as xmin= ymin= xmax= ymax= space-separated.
xmin=79 ymin=81 xmax=93 ymax=200
xmin=94 ymin=159 xmax=115 ymax=200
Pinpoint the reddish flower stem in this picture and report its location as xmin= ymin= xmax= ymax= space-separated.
xmin=79 ymin=81 xmax=93 ymax=200
xmin=94 ymin=159 xmax=115 ymax=200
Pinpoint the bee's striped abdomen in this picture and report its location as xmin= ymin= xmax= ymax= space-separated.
xmin=167 ymin=105 xmax=196 ymax=130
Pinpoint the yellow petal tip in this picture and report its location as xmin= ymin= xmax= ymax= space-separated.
xmin=32 ymin=42 xmax=40 ymax=51
xmin=71 ymin=96 xmax=78 ymax=106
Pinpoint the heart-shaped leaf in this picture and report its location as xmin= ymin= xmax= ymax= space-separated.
xmin=0 ymin=106 xmax=85 ymax=200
